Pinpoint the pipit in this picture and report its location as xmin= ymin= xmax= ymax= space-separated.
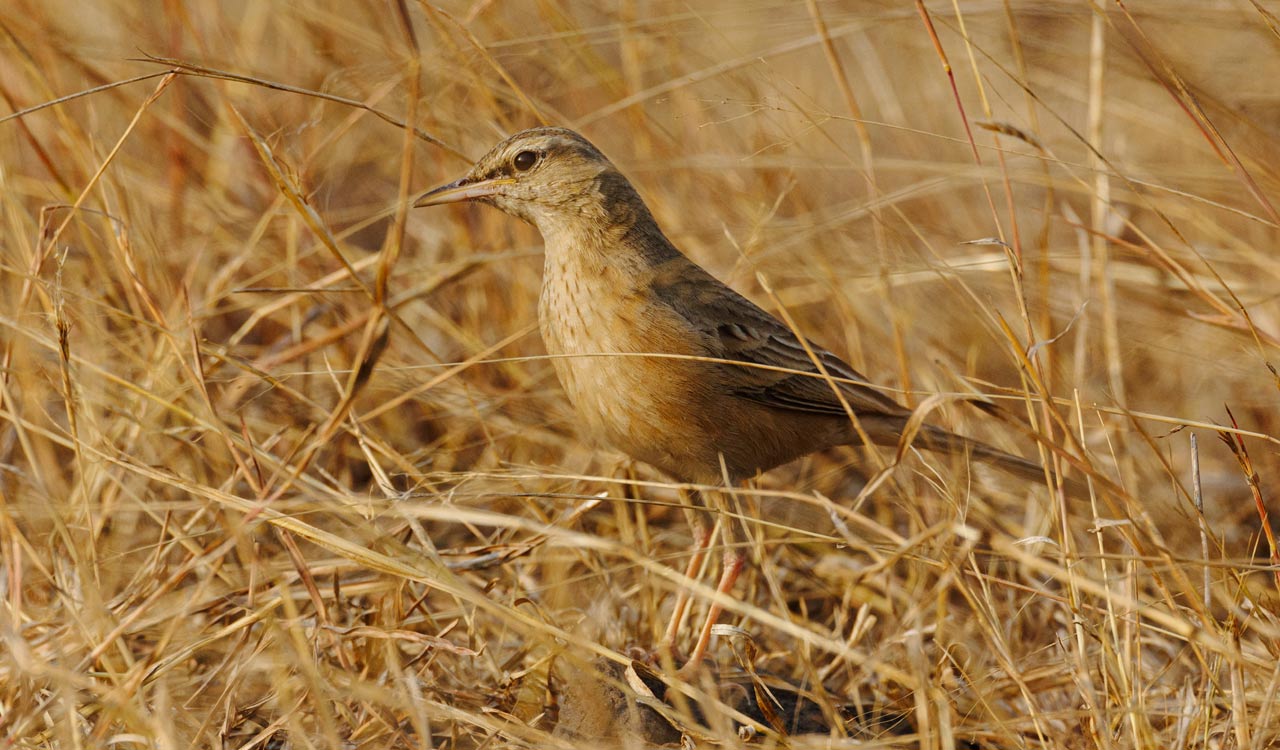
xmin=417 ymin=126 xmax=1047 ymax=671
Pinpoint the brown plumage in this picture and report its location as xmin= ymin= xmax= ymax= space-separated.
xmin=416 ymin=126 xmax=1045 ymax=670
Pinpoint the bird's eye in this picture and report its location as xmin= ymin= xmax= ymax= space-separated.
xmin=513 ymin=150 xmax=538 ymax=171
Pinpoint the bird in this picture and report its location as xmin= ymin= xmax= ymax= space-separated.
xmin=415 ymin=126 xmax=1049 ymax=673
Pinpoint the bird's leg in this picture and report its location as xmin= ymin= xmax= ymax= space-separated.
xmin=680 ymin=486 xmax=746 ymax=674
xmin=660 ymin=487 xmax=713 ymax=652
xmin=682 ymin=546 xmax=746 ymax=673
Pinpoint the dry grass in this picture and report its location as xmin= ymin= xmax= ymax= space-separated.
xmin=3 ymin=1 xmax=1280 ymax=747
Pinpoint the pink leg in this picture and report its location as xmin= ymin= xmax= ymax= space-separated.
xmin=681 ymin=547 xmax=746 ymax=672
xmin=661 ymin=512 xmax=712 ymax=650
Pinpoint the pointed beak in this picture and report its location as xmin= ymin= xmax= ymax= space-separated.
xmin=414 ymin=176 xmax=517 ymax=207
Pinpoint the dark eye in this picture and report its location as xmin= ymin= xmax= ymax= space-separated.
xmin=513 ymin=150 xmax=538 ymax=171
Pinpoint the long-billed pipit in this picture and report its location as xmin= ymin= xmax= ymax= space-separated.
xmin=416 ymin=126 xmax=1047 ymax=672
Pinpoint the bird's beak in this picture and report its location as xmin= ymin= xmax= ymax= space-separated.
xmin=414 ymin=176 xmax=517 ymax=207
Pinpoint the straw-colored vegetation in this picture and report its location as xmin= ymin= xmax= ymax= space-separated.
xmin=2 ymin=1 xmax=1279 ymax=747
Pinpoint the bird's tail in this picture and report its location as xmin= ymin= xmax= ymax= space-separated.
xmin=915 ymin=424 xmax=1052 ymax=485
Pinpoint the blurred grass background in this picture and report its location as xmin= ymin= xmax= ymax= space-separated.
xmin=2 ymin=1 xmax=1279 ymax=747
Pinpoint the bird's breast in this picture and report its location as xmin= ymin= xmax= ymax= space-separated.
xmin=537 ymin=249 xmax=716 ymax=478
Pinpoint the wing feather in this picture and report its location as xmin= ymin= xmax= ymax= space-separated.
xmin=647 ymin=259 xmax=909 ymax=420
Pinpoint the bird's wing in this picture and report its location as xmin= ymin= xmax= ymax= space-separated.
xmin=648 ymin=259 xmax=910 ymax=420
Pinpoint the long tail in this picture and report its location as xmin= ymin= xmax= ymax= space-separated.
xmin=916 ymin=424 xmax=1050 ymax=484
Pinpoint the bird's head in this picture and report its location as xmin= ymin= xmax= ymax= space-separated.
xmin=415 ymin=127 xmax=651 ymax=238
